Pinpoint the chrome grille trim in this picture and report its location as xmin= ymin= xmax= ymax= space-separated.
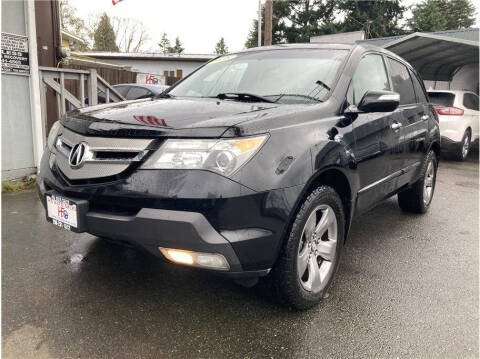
xmin=54 ymin=126 xmax=154 ymax=180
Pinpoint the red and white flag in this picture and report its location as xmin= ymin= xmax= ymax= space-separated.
xmin=112 ymin=0 xmax=124 ymax=5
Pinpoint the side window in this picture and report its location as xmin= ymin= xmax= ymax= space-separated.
xmin=463 ymin=93 xmax=479 ymax=111
xmin=352 ymin=54 xmax=389 ymax=105
xmin=113 ymin=86 xmax=130 ymax=97
xmin=126 ymin=87 xmax=151 ymax=100
xmin=409 ymin=70 xmax=428 ymax=103
xmin=387 ymin=58 xmax=416 ymax=105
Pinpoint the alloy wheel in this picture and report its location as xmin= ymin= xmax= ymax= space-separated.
xmin=423 ymin=159 xmax=435 ymax=205
xmin=297 ymin=204 xmax=337 ymax=293
xmin=462 ymin=135 xmax=470 ymax=159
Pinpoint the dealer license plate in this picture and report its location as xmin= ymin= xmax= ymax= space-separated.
xmin=46 ymin=195 xmax=78 ymax=231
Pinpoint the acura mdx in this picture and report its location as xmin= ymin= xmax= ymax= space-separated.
xmin=38 ymin=43 xmax=440 ymax=309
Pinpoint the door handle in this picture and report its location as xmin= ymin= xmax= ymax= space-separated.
xmin=391 ymin=122 xmax=402 ymax=130
xmin=421 ymin=114 xmax=429 ymax=121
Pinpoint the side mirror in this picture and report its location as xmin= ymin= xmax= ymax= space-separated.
xmin=358 ymin=90 xmax=400 ymax=113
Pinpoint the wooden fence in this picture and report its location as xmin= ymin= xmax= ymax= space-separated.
xmin=39 ymin=67 xmax=126 ymax=132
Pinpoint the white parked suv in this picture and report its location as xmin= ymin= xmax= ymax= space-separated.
xmin=428 ymin=90 xmax=479 ymax=161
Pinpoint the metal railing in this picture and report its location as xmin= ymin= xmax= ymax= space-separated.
xmin=38 ymin=67 xmax=126 ymax=122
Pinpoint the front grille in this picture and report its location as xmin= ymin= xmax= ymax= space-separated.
xmin=54 ymin=126 xmax=154 ymax=181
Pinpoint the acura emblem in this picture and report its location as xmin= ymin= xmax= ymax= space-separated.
xmin=69 ymin=142 xmax=89 ymax=168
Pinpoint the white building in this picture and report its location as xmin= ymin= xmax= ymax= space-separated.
xmin=73 ymin=52 xmax=215 ymax=83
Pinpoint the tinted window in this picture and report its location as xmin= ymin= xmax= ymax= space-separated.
xmin=463 ymin=93 xmax=479 ymax=110
xmin=428 ymin=92 xmax=455 ymax=107
xmin=113 ymin=85 xmax=130 ymax=97
xmin=170 ymin=49 xmax=348 ymax=104
xmin=410 ymin=70 xmax=428 ymax=103
xmin=352 ymin=54 xmax=389 ymax=105
xmin=388 ymin=58 xmax=416 ymax=105
xmin=126 ymin=87 xmax=151 ymax=100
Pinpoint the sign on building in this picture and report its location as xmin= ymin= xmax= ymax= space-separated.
xmin=1 ymin=32 xmax=30 ymax=75
xmin=136 ymin=73 xmax=166 ymax=85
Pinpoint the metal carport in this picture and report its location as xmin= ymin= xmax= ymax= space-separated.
xmin=382 ymin=32 xmax=479 ymax=82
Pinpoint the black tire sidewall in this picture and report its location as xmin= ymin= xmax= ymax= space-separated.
xmin=283 ymin=186 xmax=345 ymax=308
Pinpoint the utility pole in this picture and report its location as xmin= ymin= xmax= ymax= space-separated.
xmin=258 ymin=0 xmax=262 ymax=47
xmin=264 ymin=0 xmax=273 ymax=46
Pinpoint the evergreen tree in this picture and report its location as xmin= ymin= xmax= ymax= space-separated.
xmin=158 ymin=33 xmax=171 ymax=54
xmin=169 ymin=37 xmax=185 ymax=54
xmin=93 ymin=13 xmax=119 ymax=51
xmin=407 ymin=0 xmax=476 ymax=32
xmin=214 ymin=37 xmax=229 ymax=54
xmin=245 ymin=0 xmax=290 ymax=48
xmin=245 ymin=1 xmax=339 ymax=48
xmin=337 ymin=0 xmax=406 ymax=38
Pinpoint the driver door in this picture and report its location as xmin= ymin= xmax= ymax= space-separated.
xmin=348 ymin=53 xmax=398 ymax=213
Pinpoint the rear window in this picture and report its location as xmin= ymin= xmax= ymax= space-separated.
xmin=463 ymin=93 xmax=479 ymax=111
xmin=428 ymin=92 xmax=455 ymax=107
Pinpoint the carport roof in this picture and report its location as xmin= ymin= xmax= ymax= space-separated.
xmin=361 ymin=28 xmax=479 ymax=81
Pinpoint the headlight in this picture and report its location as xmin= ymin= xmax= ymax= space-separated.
xmin=47 ymin=121 xmax=61 ymax=151
xmin=141 ymin=135 xmax=268 ymax=177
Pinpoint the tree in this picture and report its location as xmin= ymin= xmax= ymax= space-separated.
xmin=337 ymin=0 xmax=406 ymax=38
xmin=245 ymin=1 xmax=339 ymax=48
xmin=407 ymin=0 xmax=476 ymax=32
xmin=158 ymin=33 xmax=171 ymax=54
xmin=169 ymin=37 xmax=185 ymax=54
xmin=111 ymin=17 xmax=150 ymax=52
xmin=214 ymin=37 xmax=228 ymax=54
xmin=59 ymin=0 xmax=90 ymax=50
xmin=93 ymin=13 xmax=119 ymax=51
xmin=283 ymin=0 xmax=339 ymax=43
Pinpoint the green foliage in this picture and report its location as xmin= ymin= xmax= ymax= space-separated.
xmin=408 ymin=0 xmax=476 ymax=32
xmin=245 ymin=1 xmax=291 ymax=48
xmin=283 ymin=0 xmax=339 ymax=43
xmin=170 ymin=37 xmax=185 ymax=54
xmin=59 ymin=0 xmax=90 ymax=50
xmin=158 ymin=33 xmax=171 ymax=54
xmin=214 ymin=37 xmax=229 ymax=54
xmin=337 ymin=0 xmax=406 ymax=38
xmin=2 ymin=177 xmax=36 ymax=193
xmin=93 ymin=13 xmax=119 ymax=51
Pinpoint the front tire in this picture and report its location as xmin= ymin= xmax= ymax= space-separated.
xmin=267 ymin=186 xmax=345 ymax=310
xmin=398 ymin=150 xmax=437 ymax=213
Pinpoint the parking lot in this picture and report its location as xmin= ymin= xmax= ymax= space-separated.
xmin=2 ymin=154 xmax=478 ymax=358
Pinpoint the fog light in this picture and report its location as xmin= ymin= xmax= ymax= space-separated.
xmin=158 ymin=247 xmax=230 ymax=270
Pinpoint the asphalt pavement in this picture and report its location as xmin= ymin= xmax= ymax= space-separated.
xmin=2 ymin=154 xmax=478 ymax=358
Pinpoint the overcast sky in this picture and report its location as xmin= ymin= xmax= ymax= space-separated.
xmin=70 ymin=0 xmax=478 ymax=54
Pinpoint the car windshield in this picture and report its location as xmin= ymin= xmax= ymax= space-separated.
xmin=169 ymin=49 xmax=348 ymax=104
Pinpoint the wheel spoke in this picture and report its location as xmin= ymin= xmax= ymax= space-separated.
xmin=308 ymin=256 xmax=322 ymax=292
xmin=297 ymin=246 xmax=309 ymax=276
xmin=425 ymin=176 xmax=433 ymax=186
xmin=315 ymin=207 xmax=334 ymax=237
xmin=316 ymin=240 xmax=336 ymax=262
xmin=304 ymin=212 xmax=316 ymax=240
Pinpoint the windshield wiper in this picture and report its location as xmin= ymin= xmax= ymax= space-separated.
xmin=154 ymin=92 xmax=174 ymax=99
xmin=214 ymin=92 xmax=275 ymax=103
xmin=271 ymin=94 xmax=324 ymax=103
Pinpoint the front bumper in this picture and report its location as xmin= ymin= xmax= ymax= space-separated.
xmin=38 ymin=150 xmax=304 ymax=278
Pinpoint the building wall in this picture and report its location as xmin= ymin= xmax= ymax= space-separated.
xmin=95 ymin=58 xmax=207 ymax=79
xmin=1 ymin=0 xmax=36 ymax=180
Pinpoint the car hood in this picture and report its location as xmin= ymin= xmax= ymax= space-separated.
xmin=62 ymin=97 xmax=280 ymax=138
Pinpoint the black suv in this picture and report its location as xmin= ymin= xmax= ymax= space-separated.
xmin=38 ymin=43 xmax=440 ymax=309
